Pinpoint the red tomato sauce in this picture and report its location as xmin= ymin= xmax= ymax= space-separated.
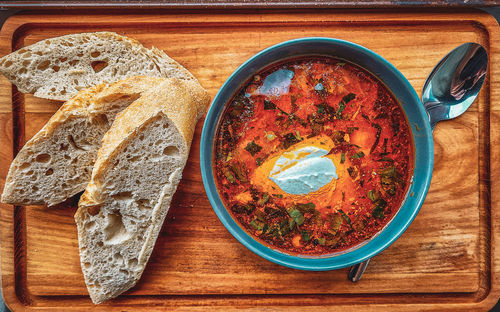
xmin=214 ymin=58 xmax=414 ymax=255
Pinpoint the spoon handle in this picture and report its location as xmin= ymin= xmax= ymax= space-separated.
xmin=348 ymin=259 xmax=370 ymax=282
xmin=424 ymin=101 xmax=447 ymax=131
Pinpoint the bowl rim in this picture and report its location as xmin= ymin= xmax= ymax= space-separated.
xmin=200 ymin=37 xmax=434 ymax=271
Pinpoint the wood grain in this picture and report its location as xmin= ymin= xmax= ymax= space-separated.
xmin=0 ymin=0 xmax=496 ymax=9
xmin=0 ymin=10 xmax=498 ymax=311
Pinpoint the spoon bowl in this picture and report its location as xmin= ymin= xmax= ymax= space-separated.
xmin=422 ymin=42 xmax=488 ymax=129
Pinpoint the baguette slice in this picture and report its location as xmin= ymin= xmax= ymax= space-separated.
xmin=0 ymin=31 xmax=194 ymax=101
xmin=75 ymin=78 xmax=210 ymax=304
xmin=1 ymin=76 xmax=164 ymax=207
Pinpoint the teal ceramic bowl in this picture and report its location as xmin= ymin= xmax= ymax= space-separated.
xmin=200 ymin=38 xmax=433 ymax=271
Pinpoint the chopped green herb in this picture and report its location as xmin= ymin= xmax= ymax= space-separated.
xmin=245 ymin=141 xmax=262 ymax=156
xmin=230 ymin=163 xmax=247 ymax=182
xmin=275 ymin=105 xmax=290 ymax=116
xmin=370 ymin=123 xmax=382 ymax=154
xmin=256 ymin=157 xmax=264 ymax=166
xmin=367 ymin=190 xmax=375 ymax=202
xmin=294 ymin=202 xmax=316 ymax=214
xmin=332 ymin=130 xmax=345 ymax=144
xmin=347 ymin=166 xmax=357 ymax=178
xmin=336 ymin=93 xmax=355 ymax=119
xmin=326 ymin=238 xmax=339 ymax=247
xmin=261 ymin=223 xmax=268 ymax=234
xmin=379 ymin=166 xmax=396 ymax=177
xmin=316 ymin=103 xmax=336 ymax=117
xmin=386 ymin=185 xmax=396 ymax=196
xmin=295 ymin=130 xmax=302 ymax=141
xmin=351 ymin=151 xmax=365 ymax=159
xmin=339 ymin=209 xmax=352 ymax=226
xmin=317 ymin=237 xmax=326 ymax=245
xmin=367 ymin=189 xmax=380 ymax=202
xmin=273 ymin=193 xmax=283 ymax=198
xmin=328 ymin=213 xmax=343 ymax=233
xmin=266 ymin=207 xmax=282 ymax=218
xmin=379 ymin=165 xmax=401 ymax=186
xmin=231 ymin=203 xmax=255 ymax=215
xmin=258 ymin=193 xmax=270 ymax=205
xmin=283 ymin=132 xmax=301 ymax=149
xmin=264 ymin=99 xmax=276 ymax=110
xmin=313 ymin=210 xmax=323 ymax=226
xmin=279 ymin=220 xmax=290 ymax=236
xmin=301 ymin=231 xmax=311 ymax=242
xmin=377 ymin=156 xmax=394 ymax=162
xmin=372 ymin=199 xmax=387 ymax=219
xmin=340 ymin=152 xmax=346 ymax=164
xmin=287 ymin=207 xmax=305 ymax=226
xmin=223 ymin=168 xmax=236 ymax=183
xmin=267 ymin=224 xmax=279 ymax=237
xmin=250 ymin=218 xmax=266 ymax=231
xmin=255 ymin=209 xmax=266 ymax=222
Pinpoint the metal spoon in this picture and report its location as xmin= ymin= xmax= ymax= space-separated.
xmin=348 ymin=42 xmax=488 ymax=282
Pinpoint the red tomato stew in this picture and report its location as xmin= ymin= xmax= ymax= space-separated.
xmin=213 ymin=57 xmax=414 ymax=255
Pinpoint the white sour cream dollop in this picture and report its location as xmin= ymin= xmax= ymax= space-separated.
xmin=269 ymin=146 xmax=337 ymax=195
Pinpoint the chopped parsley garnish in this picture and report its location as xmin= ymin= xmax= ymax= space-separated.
xmin=244 ymin=141 xmax=262 ymax=156
xmin=287 ymin=207 xmax=305 ymax=226
xmin=336 ymin=93 xmax=356 ymax=119
xmin=351 ymin=151 xmax=365 ymax=159
xmin=264 ymin=99 xmax=276 ymax=110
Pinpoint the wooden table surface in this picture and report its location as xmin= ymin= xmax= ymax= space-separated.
xmin=0 ymin=8 xmax=499 ymax=311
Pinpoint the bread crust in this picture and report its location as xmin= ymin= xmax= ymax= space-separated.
xmin=75 ymin=78 xmax=210 ymax=304
xmin=1 ymin=76 xmax=165 ymax=206
xmin=81 ymin=78 xmax=210 ymax=205
xmin=0 ymin=32 xmax=195 ymax=101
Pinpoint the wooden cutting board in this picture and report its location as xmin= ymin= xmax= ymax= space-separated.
xmin=0 ymin=9 xmax=499 ymax=311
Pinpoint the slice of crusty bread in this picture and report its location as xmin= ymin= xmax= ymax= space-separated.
xmin=74 ymin=78 xmax=209 ymax=304
xmin=0 ymin=31 xmax=194 ymax=101
xmin=1 ymin=76 xmax=164 ymax=207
